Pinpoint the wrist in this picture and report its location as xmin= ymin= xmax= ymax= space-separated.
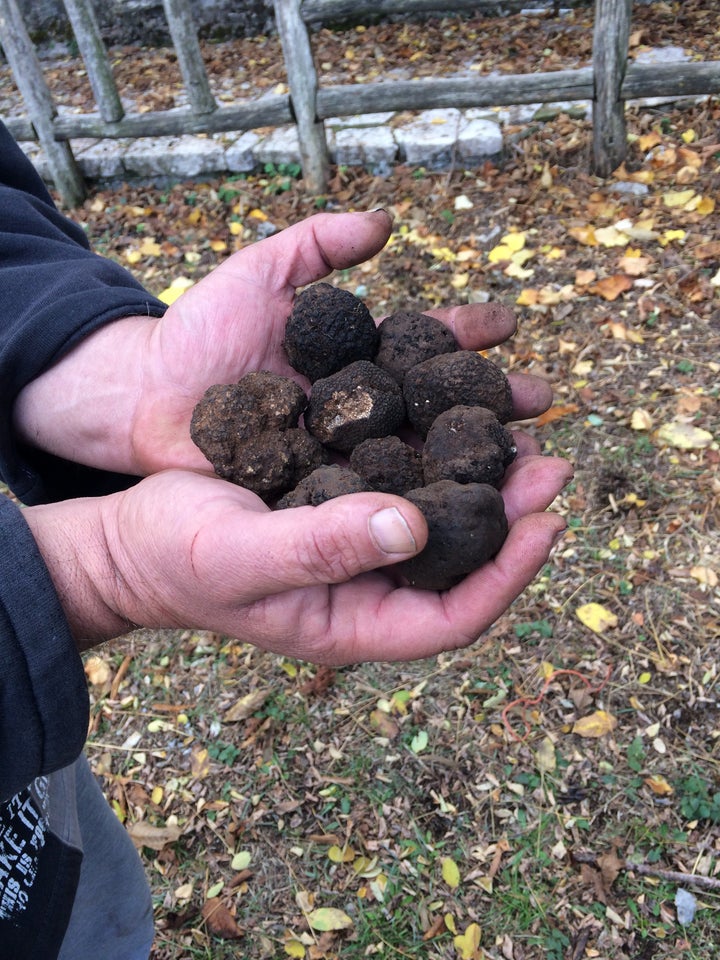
xmin=23 ymin=496 xmax=136 ymax=650
xmin=13 ymin=316 xmax=157 ymax=477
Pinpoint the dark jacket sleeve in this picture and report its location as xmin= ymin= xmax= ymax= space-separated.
xmin=0 ymin=495 xmax=89 ymax=801
xmin=0 ymin=122 xmax=167 ymax=504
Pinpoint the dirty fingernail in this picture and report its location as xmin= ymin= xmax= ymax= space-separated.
xmin=369 ymin=507 xmax=417 ymax=556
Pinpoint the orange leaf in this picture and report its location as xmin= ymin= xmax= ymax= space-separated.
xmin=534 ymin=403 xmax=579 ymax=427
xmin=588 ymin=275 xmax=632 ymax=301
xmin=201 ymin=898 xmax=244 ymax=939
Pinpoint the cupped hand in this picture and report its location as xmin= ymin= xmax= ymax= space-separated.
xmin=30 ymin=445 xmax=570 ymax=663
xmin=15 ymin=210 xmax=553 ymax=477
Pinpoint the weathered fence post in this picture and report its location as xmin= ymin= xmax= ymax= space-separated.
xmin=274 ymin=0 xmax=330 ymax=193
xmin=162 ymin=0 xmax=217 ymax=115
xmin=0 ymin=0 xmax=86 ymax=205
xmin=62 ymin=0 xmax=124 ymax=122
xmin=592 ymin=0 xmax=632 ymax=177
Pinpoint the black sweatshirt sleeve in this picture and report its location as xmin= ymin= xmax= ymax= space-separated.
xmin=0 ymin=122 xmax=167 ymax=505
xmin=0 ymin=495 xmax=89 ymax=801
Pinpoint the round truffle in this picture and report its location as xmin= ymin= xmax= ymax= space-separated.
xmin=423 ymin=406 xmax=517 ymax=487
xmin=190 ymin=372 xmax=307 ymax=476
xmin=375 ymin=311 xmax=457 ymax=384
xmin=403 ymin=351 xmax=514 ymax=437
xmin=396 ymin=481 xmax=508 ymax=590
xmin=276 ymin=465 xmax=372 ymax=508
xmin=219 ymin=428 xmax=325 ymax=501
xmin=305 ymin=360 xmax=406 ymax=454
xmin=349 ymin=436 xmax=424 ymax=495
xmin=283 ymin=282 xmax=380 ymax=383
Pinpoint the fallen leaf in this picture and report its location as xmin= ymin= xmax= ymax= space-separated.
xmin=201 ymin=898 xmax=244 ymax=939
xmin=572 ymin=710 xmax=618 ymax=739
xmin=190 ymin=743 xmax=211 ymax=780
xmin=224 ymin=688 xmax=270 ymax=722
xmin=588 ymin=275 xmax=632 ymax=301
xmin=568 ymin=225 xmax=598 ymax=246
xmin=284 ymin=940 xmax=306 ymax=958
xmin=690 ymin=566 xmax=718 ymax=588
xmin=662 ymin=189 xmax=696 ymax=208
xmin=127 ymin=820 xmax=182 ymax=850
xmin=369 ymin=709 xmax=400 ymax=739
xmin=655 ymin=422 xmax=713 ymax=449
xmin=576 ymin=602 xmax=618 ymax=633
xmin=442 ymin=856 xmax=461 ymax=889
xmin=534 ymin=403 xmax=579 ymax=426
xmin=644 ymin=775 xmax=674 ymax=796
xmin=630 ymin=409 xmax=653 ymax=431
xmin=306 ymin=907 xmax=353 ymax=932
xmin=84 ymin=655 xmax=110 ymax=685
xmin=328 ymin=845 xmax=356 ymax=864
xmin=157 ymin=275 xmax=194 ymax=305
xmin=454 ymin=922 xmax=483 ymax=960
xmin=535 ymin=736 xmax=556 ymax=774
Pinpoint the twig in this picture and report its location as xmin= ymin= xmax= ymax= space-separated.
xmin=572 ymin=849 xmax=720 ymax=892
xmin=110 ymin=653 xmax=133 ymax=700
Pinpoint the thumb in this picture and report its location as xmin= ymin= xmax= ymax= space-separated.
xmin=200 ymin=494 xmax=428 ymax=597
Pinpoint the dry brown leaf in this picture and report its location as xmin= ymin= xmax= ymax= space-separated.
xmin=224 ymin=688 xmax=270 ymax=722
xmin=127 ymin=820 xmax=182 ymax=851
xmin=201 ymin=898 xmax=244 ymax=939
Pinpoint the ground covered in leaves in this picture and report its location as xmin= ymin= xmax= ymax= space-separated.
xmin=12 ymin=4 xmax=720 ymax=959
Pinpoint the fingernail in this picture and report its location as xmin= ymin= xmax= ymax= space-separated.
xmin=369 ymin=507 xmax=417 ymax=556
xmin=552 ymin=524 xmax=569 ymax=546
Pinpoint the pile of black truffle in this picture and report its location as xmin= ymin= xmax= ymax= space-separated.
xmin=191 ymin=283 xmax=518 ymax=590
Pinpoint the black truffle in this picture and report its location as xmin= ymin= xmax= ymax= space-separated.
xmin=283 ymin=282 xmax=380 ymax=383
xmin=375 ymin=311 xmax=457 ymax=384
xmin=396 ymin=481 xmax=508 ymax=590
xmin=349 ymin=436 xmax=424 ymax=495
xmin=190 ymin=372 xmax=308 ymax=477
xmin=276 ymin=465 xmax=372 ymax=508
xmin=305 ymin=360 xmax=406 ymax=454
xmin=219 ymin=428 xmax=326 ymax=501
xmin=422 ymin=406 xmax=517 ymax=487
xmin=403 ymin=351 xmax=514 ymax=437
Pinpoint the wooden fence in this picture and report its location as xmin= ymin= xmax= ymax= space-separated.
xmin=1 ymin=0 xmax=719 ymax=206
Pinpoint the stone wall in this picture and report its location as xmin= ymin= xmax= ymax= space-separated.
xmin=14 ymin=0 xmax=275 ymax=46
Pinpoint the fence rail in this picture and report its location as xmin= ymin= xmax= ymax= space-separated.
xmin=1 ymin=0 xmax=719 ymax=206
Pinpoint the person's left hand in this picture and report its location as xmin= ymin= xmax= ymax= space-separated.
xmin=14 ymin=210 xmax=553 ymax=477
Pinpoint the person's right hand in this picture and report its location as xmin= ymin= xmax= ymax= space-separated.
xmin=24 ymin=445 xmax=571 ymax=664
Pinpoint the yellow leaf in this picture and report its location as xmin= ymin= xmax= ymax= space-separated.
xmin=535 ymin=736 xmax=556 ymax=774
xmin=328 ymin=845 xmax=356 ymax=864
xmin=442 ymin=857 xmax=461 ymax=889
xmin=280 ymin=660 xmax=298 ymax=677
xmin=690 ymin=566 xmax=718 ymax=588
xmin=451 ymin=272 xmax=469 ymax=290
xmin=84 ymin=655 xmax=110 ymax=685
xmin=125 ymin=248 xmax=142 ymax=264
xmin=139 ymin=237 xmax=162 ymax=257
xmin=638 ymin=132 xmax=662 ymax=151
xmin=504 ymin=261 xmax=534 ymax=280
xmin=659 ymin=229 xmax=686 ymax=246
xmin=306 ymin=907 xmax=353 ymax=931
xmin=630 ymin=408 xmax=653 ymax=431
xmin=576 ymin=602 xmax=618 ymax=633
xmin=681 ymin=128 xmax=696 ymax=144
xmin=445 ymin=914 xmax=457 ymax=934
xmin=501 ymin=231 xmax=526 ymax=252
xmin=157 ymin=276 xmax=194 ymax=305
xmin=568 ymin=225 xmax=598 ymax=246
xmin=655 ymin=422 xmax=713 ymax=449
xmin=516 ymin=288 xmax=539 ymax=306
xmin=190 ymin=744 xmax=211 ymax=780
xmin=662 ymin=189 xmax=696 ymax=208
xmin=638 ymin=672 xmax=652 ymax=684
xmin=209 ymin=239 xmax=227 ymax=252
xmin=488 ymin=232 xmax=526 ymax=262
xmin=595 ymin=226 xmax=630 ymax=248
xmin=229 ymin=221 xmax=242 ymax=235
xmin=697 ymin=196 xmax=715 ymax=215
xmin=151 ymin=785 xmax=164 ymax=805
xmin=454 ymin=922 xmax=482 ymax=960
xmin=284 ymin=940 xmax=306 ymax=958
xmin=644 ymin=775 xmax=674 ymax=795
xmin=249 ymin=208 xmax=268 ymax=221
xmin=572 ymin=710 xmax=618 ymax=739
